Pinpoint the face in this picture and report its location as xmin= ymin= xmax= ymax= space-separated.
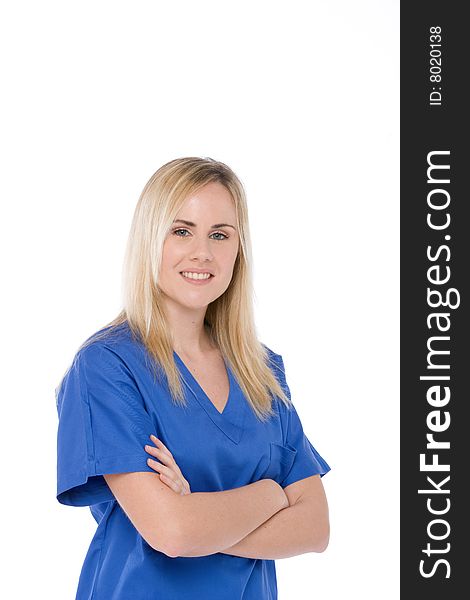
xmin=158 ymin=181 xmax=240 ymax=312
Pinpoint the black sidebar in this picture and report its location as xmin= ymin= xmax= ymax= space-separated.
xmin=401 ymin=3 xmax=468 ymax=598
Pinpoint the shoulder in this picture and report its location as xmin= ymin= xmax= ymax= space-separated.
xmin=79 ymin=321 xmax=136 ymax=356
xmin=261 ymin=342 xmax=282 ymax=364
xmin=260 ymin=343 xmax=293 ymax=413
xmin=261 ymin=342 xmax=287 ymax=377
xmin=75 ymin=321 xmax=142 ymax=372
xmin=57 ymin=324 xmax=137 ymax=394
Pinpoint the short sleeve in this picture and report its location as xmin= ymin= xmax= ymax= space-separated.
xmin=270 ymin=351 xmax=331 ymax=488
xmin=55 ymin=342 xmax=157 ymax=507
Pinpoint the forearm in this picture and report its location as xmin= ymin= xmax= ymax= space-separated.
xmin=217 ymin=496 xmax=329 ymax=560
xmin=175 ymin=479 xmax=288 ymax=557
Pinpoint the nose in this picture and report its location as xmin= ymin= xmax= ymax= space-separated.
xmin=189 ymin=235 xmax=214 ymax=262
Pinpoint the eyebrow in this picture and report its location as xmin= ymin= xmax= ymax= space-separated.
xmin=172 ymin=219 xmax=237 ymax=230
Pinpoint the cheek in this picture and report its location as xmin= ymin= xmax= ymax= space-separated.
xmin=220 ymin=248 xmax=239 ymax=280
xmin=222 ymin=239 xmax=239 ymax=262
xmin=158 ymin=244 xmax=179 ymax=284
xmin=229 ymin=244 xmax=240 ymax=270
xmin=161 ymin=239 xmax=183 ymax=266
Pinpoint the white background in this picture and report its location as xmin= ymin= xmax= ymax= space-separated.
xmin=0 ymin=1 xmax=399 ymax=598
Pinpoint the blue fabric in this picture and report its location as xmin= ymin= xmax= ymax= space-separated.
xmin=56 ymin=322 xmax=330 ymax=599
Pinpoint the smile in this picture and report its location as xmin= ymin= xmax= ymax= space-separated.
xmin=180 ymin=271 xmax=214 ymax=284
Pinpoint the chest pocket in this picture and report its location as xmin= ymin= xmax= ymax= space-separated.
xmin=262 ymin=441 xmax=297 ymax=486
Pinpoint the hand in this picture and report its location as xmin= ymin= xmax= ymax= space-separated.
xmin=144 ymin=434 xmax=191 ymax=496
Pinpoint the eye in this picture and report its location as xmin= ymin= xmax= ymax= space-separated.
xmin=172 ymin=228 xmax=190 ymax=237
xmin=171 ymin=228 xmax=228 ymax=240
xmin=211 ymin=231 xmax=229 ymax=240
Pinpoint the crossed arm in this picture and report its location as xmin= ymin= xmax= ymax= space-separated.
xmin=181 ymin=474 xmax=329 ymax=560
xmin=104 ymin=438 xmax=329 ymax=560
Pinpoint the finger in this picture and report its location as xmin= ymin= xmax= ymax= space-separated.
xmin=150 ymin=435 xmax=174 ymax=458
xmin=144 ymin=445 xmax=170 ymax=461
xmin=146 ymin=442 xmax=184 ymax=477
xmin=146 ymin=458 xmax=173 ymax=477
xmin=145 ymin=446 xmax=183 ymax=478
xmin=159 ymin=472 xmax=183 ymax=495
xmin=147 ymin=438 xmax=188 ymax=488
xmin=179 ymin=475 xmax=190 ymax=493
xmin=147 ymin=458 xmax=178 ymax=483
xmin=147 ymin=458 xmax=163 ymax=472
xmin=147 ymin=458 xmax=188 ymax=495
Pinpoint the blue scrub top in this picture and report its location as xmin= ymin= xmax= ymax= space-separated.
xmin=56 ymin=322 xmax=330 ymax=600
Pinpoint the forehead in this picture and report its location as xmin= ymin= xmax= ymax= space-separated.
xmin=177 ymin=182 xmax=236 ymax=220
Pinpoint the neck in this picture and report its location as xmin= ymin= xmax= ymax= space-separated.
xmin=162 ymin=298 xmax=215 ymax=357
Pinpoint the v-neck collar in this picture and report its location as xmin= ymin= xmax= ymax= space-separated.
xmin=173 ymin=350 xmax=247 ymax=444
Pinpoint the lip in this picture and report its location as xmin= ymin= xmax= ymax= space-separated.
xmin=179 ymin=268 xmax=214 ymax=275
xmin=180 ymin=272 xmax=214 ymax=285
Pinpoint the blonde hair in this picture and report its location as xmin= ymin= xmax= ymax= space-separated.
xmin=77 ymin=157 xmax=290 ymax=421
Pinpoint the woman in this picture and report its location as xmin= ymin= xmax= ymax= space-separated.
xmin=55 ymin=156 xmax=331 ymax=599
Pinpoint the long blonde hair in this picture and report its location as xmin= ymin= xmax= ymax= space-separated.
xmin=77 ymin=157 xmax=290 ymax=421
